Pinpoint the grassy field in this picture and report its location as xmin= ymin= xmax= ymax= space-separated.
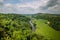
xmin=33 ymin=19 xmax=60 ymax=40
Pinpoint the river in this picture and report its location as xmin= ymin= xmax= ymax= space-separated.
xmin=29 ymin=20 xmax=35 ymax=32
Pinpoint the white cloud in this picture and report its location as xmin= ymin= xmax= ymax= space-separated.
xmin=47 ymin=5 xmax=60 ymax=13
xmin=0 ymin=0 xmax=60 ymax=14
xmin=16 ymin=2 xmax=40 ymax=9
xmin=0 ymin=0 xmax=51 ymax=14
xmin=0 ymin=0 xmax=4 ymax=6
xmin=16 ymin=0 xmax=49 ymax=9
xmin=4 ymin=3 xmax=12 ymax=8
xmin=40 ymin=0 xmax=49 ymax=5
xmin=0 ymin=0 xmax=4 ymax=2
xmin=45 ymin=0 xmax=60 ymax=14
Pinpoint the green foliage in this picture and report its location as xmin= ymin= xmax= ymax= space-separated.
xmin=0 ymin=14 xmax=45 ymax=40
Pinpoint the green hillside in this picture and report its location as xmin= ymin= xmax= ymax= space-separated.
xmin=33 ymin=19 xmax=60 ymax=40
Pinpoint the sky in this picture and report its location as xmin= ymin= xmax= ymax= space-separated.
xmin=0 ymin=0 xmax=60 ymax=14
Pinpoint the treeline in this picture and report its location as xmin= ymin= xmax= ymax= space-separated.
xmin=33 ymin=13 xmax=60 ymax=31
xmin=0 ymin=13 xmax=47 ymax=40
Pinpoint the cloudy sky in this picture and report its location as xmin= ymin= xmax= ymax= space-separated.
xmin=0 ymin=0 xmax=60 ymax=14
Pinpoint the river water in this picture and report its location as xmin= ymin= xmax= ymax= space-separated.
xmin=29 ymin=20 xmax=35 ymax=32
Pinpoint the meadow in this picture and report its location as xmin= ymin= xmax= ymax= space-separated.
xmin=33 ymin=19 xmax=60 ymax=40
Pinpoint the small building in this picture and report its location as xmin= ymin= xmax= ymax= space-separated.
xmin=47 ymin=21 xmax=50 ymax=24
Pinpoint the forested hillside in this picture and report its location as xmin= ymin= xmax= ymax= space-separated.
xmin=33 ymin=13 xmax=60 ymax=31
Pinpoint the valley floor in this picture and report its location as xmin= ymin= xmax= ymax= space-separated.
xmin=33 ymin=19 xmax=60 ymax=40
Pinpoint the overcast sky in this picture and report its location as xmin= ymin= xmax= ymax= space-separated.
xmin=0 ymin=0 xmax=60 ymax=14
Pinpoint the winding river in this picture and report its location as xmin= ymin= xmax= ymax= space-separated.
xmin=29 ymin=20 xmax=35 ymax=32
